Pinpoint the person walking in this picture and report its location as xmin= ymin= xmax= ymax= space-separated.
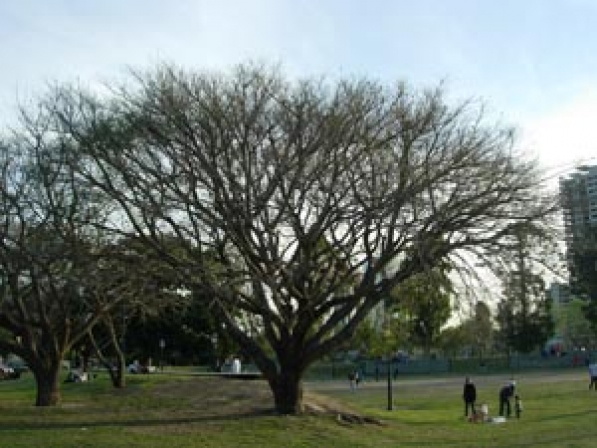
xmin=348 ymin=371 xmax=356 ymax=391
xmin=463 ymin=376 xmax=477 ymax=417
xmin=499 ymin=380 xmax=515 ymax=417
xmin=588 ymin=362 xmax=597 ymax=390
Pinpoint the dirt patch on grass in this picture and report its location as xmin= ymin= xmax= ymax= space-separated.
xmin=151 ymin=376 xmax=360 ymax=419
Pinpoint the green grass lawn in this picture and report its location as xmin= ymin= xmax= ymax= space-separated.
xmin=315 ymin=371 xmax=597 ymax=447
xmin=0 ymin=369 xmax=595 ymax=447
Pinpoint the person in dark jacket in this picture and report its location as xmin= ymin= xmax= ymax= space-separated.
xmin=463 ymin=376 xmax=477 ymax=417
xmin=499 ymin=380 xmax=516 ymax=417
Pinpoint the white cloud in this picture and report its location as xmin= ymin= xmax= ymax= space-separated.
xmin=520 ymin=85 xmax=597 ymax=173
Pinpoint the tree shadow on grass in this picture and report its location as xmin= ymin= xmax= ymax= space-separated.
xmin=0 ymin=377 xmax=365 ymax=432
xmin=0 ymin=408 xmax=280 ymax=432
xmin=534 ymin=408 xmax=597 ymax=421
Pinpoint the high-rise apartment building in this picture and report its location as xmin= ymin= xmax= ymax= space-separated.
xmin=559 ymin=165 xmax=597 ymax=299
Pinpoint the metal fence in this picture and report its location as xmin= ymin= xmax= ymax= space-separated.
xmin=303 ymin=351 xmax=597 ymax=381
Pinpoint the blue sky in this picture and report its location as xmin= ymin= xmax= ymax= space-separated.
xmin=1 ymin=0 xmax=596 ymax=175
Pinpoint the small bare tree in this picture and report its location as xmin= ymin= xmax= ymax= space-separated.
xmin=86 ymin=236 xmax=191 ymax=388
xmin=0 ymin=117 xmax=111 ymax=405
xmin=53 ymin=65 xmax=557 ymax=414
xmin=0 ymin=108 xmax=178 ymax=405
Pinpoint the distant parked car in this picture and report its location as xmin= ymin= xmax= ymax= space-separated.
xmin=127 ymin=360 xmax=155 ymax=374
xmin=64 ymin=369 xmax=90 ymax=383
xmin=0 ymin=364 xmax=20 ymax=380
xmin=7 ymin=361 xmax=28 ymax=375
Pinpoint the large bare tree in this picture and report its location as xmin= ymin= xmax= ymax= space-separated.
xmin=52 ymin=65 xmax=557 ymax=414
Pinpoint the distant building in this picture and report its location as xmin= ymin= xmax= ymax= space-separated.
xmin=560 ymin=165 xmax=597 ymax=299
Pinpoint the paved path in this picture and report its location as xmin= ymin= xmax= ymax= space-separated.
xmin=306 ymin=369 xmax=587 ymax=392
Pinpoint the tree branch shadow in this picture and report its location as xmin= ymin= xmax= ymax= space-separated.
xmin=0 ymin=409 xmax=280 ymax=432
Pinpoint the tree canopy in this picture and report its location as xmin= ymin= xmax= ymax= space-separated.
xmin=5 ymin=64 xmax=558 ymax=413
xmin=494 ymin=230 xmax=555 ymax=354
xmin=389 ymin=265 xmax=454 ymax=356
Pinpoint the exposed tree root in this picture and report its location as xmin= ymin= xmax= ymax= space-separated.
xmin=303 ymin=392 xmax=384 ymax=425
xmin=336 ymin=412 xmax=385 ymax=426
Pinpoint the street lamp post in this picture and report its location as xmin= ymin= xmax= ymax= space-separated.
xmin=387 ymin=355 xmax=394 ymax=411
xmin=211 ymin=334 xmax=218 ymax=371
xmin=159 ymin=338 xmax=166 ymax=372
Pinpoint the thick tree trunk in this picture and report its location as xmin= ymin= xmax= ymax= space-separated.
xmin=114 ymin=355 xmax=126 ymax=388
xmin=104 ymin=359 xmax=126 ymax=388
xmin=33 ymin=366 xmax=61 ymax=406
xmin=269 ymin=370 xmax=304 ymax=415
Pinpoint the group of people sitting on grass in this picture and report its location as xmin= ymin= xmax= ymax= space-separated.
xmin=463 ymin=376 xmax=522 ymax=423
